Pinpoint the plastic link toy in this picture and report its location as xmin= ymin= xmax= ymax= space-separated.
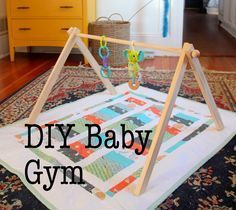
xmin=98 ymin=36 xmax=111 ymax=78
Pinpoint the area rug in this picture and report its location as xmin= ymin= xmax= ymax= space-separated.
xmin=0 ymin=66 xmax=236 ymax=209
xmin=1 ymin=66 xmax=236 ymax=127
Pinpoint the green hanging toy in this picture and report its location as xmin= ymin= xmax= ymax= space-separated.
xmin=124 ymin=42 xmax=144 ymax=90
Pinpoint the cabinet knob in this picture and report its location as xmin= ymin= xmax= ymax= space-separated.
xmin=17 ymin=6 xmax=30 ymax=9
xmin=61 ymin=28 xmax=70 ymax=31
xmin=18 ymin=28 xmax=31 ymax=31
xmin=60 ymin=6 xmax=74 ymax=9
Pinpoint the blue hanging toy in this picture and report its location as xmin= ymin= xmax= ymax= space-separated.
xmin=98 ymin=36 xmax=111 ymax=78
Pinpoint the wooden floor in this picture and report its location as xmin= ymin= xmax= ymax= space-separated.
xmin=140 ymin=56 xmax=236 ymax=72
xmin=183 ymin=10 xmax=236 ymax=56
xmin=0 ymin=53 xmax=83 ymax=102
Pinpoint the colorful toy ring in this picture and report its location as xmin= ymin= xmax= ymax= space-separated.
xmin=128 ymin=78 xmax=139 ymax=90
xmin=100 ymin=66 xmax=111 ymax=78
xmin=98 ymin=46 xmax=110 ymax=59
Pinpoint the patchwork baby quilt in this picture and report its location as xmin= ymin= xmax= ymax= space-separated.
xmin=0 ymin=84 xmax=235 ymax=210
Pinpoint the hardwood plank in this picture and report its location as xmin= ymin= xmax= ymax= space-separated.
xmin=0 ymin=53 xmax=83 ymax=102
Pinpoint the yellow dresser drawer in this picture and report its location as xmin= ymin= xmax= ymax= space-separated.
xmin=7 ymin=0 xmax=96 ymax=61
xmin=12 ymin=19 xmax=83 ymax=41
xmin=10 ymin=0 xmax=83 ymax=18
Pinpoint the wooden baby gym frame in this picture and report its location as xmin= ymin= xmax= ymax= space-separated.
xmin=28 ymin=27 xmax=224 ymax=196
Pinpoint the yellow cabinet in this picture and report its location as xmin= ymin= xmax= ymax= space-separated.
xmin=7 ymin=0 xmax=96 ymax=61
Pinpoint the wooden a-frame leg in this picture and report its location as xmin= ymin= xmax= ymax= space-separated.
xmin=28 ymin=28 xmax=79 ymax=124
xmin=133 ymin=43 xmax=190 ymax=196
xmin=186 ymin=45 xmax=224 ymax=130
xmin=68 ymin=30 xmax=117 ymax=95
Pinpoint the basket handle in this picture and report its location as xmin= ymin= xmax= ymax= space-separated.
xmin=96 ymin=16 xmax=111 ymax=22
xmin=108 ymin=13 xmax=124 ymax=21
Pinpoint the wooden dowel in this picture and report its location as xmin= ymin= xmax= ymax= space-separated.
xmin=76 ymin=33 xmax=182 ymax=54
xmin=28 ymin=28 xmax=78 ymax=124
xmin=191 ymin=50 xmax=200 ymax=58
xmin=186 ymin=45 xmax=224 ymax=130
xmin=134 ymin=43 xmax=190 ymax=195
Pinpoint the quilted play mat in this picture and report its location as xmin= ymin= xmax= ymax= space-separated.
xmin=0 ymin=84 xmax=235 ymax=210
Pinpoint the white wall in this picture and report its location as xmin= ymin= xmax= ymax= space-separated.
xmin=96 ymin=0 xmax=185 ymax=55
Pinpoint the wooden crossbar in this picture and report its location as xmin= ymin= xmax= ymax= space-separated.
xmin=28 ymin=27 xmax=224 ymax=197
xmin=78 ymin=33 xmax=182 ymax=54
xmin=71 ymin=28 xmax=200 ymax=57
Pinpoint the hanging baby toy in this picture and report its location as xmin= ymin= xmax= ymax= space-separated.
xmin=124 ymin=41 xmax=144 ymax=90
xmin=98 ymin=35 xmax=111 ymax=78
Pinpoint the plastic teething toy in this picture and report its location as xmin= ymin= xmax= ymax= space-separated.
xmin=98 ymin=36 xmax=111 ymax=78
xmin=124 ymin=42 xmax=144 ymax=90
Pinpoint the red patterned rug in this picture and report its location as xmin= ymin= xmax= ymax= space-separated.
xmin=1 ymin=66 xmax=235 ymax=127
xmin=0 ymin=66 xmax=235 ymax=209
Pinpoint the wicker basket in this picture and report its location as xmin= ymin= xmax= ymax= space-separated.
xmin=89 ymin=13 xmax=130 ymax=67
